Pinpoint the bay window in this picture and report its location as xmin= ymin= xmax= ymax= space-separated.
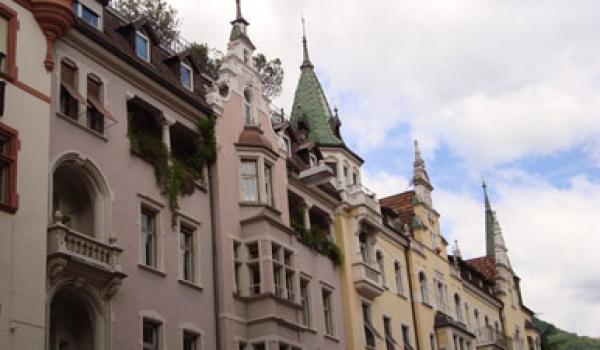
xmin=239 ymin=156 xmax=276 ymax=206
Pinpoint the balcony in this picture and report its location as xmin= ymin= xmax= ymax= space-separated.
xmin=352 ymin=261 xmax=384 ymax=299
xmin=47 ymin=221 xmax=126 ymax=299
xmin=346 ymin=184 xmax=380 ymax=214
xmin=476 ymin=327 xmax=509 ymax=349
xmin=298 ymin=163 xmax=334 ymax=186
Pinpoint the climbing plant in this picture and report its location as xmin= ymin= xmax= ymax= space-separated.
xmin=294 ymin=224 xmax=343 ymax=265
xmin=128 ymin=112 xmax=217 ymax=226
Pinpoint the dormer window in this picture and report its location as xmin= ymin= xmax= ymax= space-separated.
xmin=180 ymin=62 xmax=193 ymax=90
xmin=135 ymin=31 xmax=150 ymax=62
xmin=72 ymin=1 xmax=99 ymax=28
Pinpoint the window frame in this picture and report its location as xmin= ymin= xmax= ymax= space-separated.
xmin=140 ymin=204 xmax=160 ymax=269
xmin=0 ymin=123 xmax=18 ymax=213
xmin=180 ymin=61 xmax=193 ymax=91
xmin=322 ymin=288 xmax=334 ymax=337
xmin=300 ymin=277 xmax=311 ymax=327
xmin=135 ymin=31 xmax=151 ymax=62
xmin=240 ymin=158 xmax=260 ymax=202
xmin=183 ymin=330 xmax=201 ymax=350
xmin=179 ymin=223 xmax=196 ymax=283
xmin=0 ymin=4 xmax=18 ymax=81
xmin=142 ymin=319 xmax=161 ymax=350
xmin=394 ymin=261 xmax=404 ymax=294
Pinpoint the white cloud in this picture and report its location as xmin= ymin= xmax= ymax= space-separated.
xmin=362 ymin=170 xmax=410 ymax=198
xmin=436 ymin=174 xmax=600 ymax=337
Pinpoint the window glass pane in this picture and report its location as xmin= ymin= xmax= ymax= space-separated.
xmin=265 ymin=164 xmax=273 ymax=205
xmin=0 ymin=160 xmax=7 ymax=204
xmin=136 ymin=33 xmax=150 ymax=61
xmin=143 ymin=322 xmax=158 ymax=350
xmin=241 ymin=160 xmax=258 ymax=202
xmin=181 ymin=228 xmax=194 ymax=281
xmin=183 ymin=333 xmax=197 ymax=350
xmin=81 ymin=5 xmax=99 ymax=28
xmin=0 ymin=16 xmax=8 ymax=57
xmin=141 ymin=209 xmax=156 ymax=267
xmin=180 ymin=64 xmax=192 ymax=89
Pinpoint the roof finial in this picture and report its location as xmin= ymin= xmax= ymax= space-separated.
xmin=301 ymin=14 xmax=313 ymax=69
xmin=236 ymin=0 xmax=242 ymax=20
xmin=453 ymin=239 xmax=462 ymax=259
xmin=482 ymin=178 xmax=491 ymax=211
xmin=414 ymin=140 xmax=423 ymax=163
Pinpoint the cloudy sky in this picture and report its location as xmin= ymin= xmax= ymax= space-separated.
xmin=170 ymin=0 xmax=600 ymax=337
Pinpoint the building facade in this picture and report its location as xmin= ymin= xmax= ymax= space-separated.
xmin=0 ymin=1 xmax=542 ymax=350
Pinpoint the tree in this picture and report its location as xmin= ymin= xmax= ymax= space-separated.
xmin=253 ymin=53 xmax=284 ymax=99
xmin=114 ymin=0 xmax=181 ymax=45
xmin=189 ymin=43 xmax=222 ymax=80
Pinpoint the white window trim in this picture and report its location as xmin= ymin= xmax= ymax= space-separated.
xmin=138 ymin=195 xmax=164 ymax=273
xmin=136 ymin=31 xmax=151 ymax=62
xmin=178 ymin=216 xmax=202 ymax=287
xmin=180 ymin=61 xmax=193 ymax=91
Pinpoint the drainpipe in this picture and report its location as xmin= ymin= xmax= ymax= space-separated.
xmin=208 ymin=161 xmax=222 ymax=350
xmin=405 ymin=240 xmax=421 ymax=350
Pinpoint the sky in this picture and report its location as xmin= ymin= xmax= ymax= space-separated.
xmin=169 ymin=0 xmax=600 ymax=337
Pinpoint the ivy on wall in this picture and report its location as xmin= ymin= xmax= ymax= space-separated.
xmin=128 ymin=113 xmax=217 ymax=226
xmin=291 ymin=219 xmax=343 ymax=265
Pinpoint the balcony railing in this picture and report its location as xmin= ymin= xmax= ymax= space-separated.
xmin=48 ymin=224 xmax=123 ymax=272
xmin=476 ymin=326 xmax=508 ymax=349
xmin=352 ymin=260 xmax=384 ymax=299
xmin=346 ymin=184 xmax=380 ymax=212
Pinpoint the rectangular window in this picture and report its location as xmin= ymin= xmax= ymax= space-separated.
xmin=300 ymin=278 xmax=310 ymax=327
xmin=285 ymin=270 xmax=295 ymax=302
xmin=86 ymin=75 xmax=104 ymax=133
xmin=325 ymin=162 xmax=337 ymax=177
xmin=60 ymin=60 xmax=83 ymax=119
xmin=394 ymin=261 xmax=404 ymax=294
xmin=143 ymin=320 xmax=160 ymax=350
xmin=402 ymin=325 xmax=412 ymax=349
xmin=180 ymin=62 xmax=193 ymax=90
xmin=0 ymin=15 xmax=7 ymax=72
xmin=376 ymin=251 xmax=386 ymax=286
xmin=252 ymin=343 xmax=265 ymax=350
xmin=363 ymin=303 xmax=376 ymax=348
xmin=273 ymin=264 xmax=283 ymax=297
xmin=238 ymin=342 xmax=247 ymax=350
xmin=233 ymin=241 xmax=242 ymax=294
xmin=141 ymin=207 xmax=158 ymax=267
xmin=322 ymin=289 xmax=334 ymax=336
xmin=183 ymin=332 xmax=199 ymax=350
xmin=81 ymin=4 xmax=99 ymax=28
xmin=264 ymin=163 xmax=274 ymax=206
xmin=240 ymin=159 xmax=259 ymax=202
xmin=384 ymin=317 xmax=396 ymax=350
xmin=180 ymin=225 xmax=194 ymax=282
xmin=249 ymin=263 xmax=261 ymax=296
xmin=0 ymin=125 xmax=17 ymax=212
xmin=136 ymin=31 xmax=150 ymax=62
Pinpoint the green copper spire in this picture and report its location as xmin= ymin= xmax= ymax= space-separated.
xmin=483 ymin=180 xmax=495 ymax=257
xmin=290 ymin=17 xmax=342 ymax=145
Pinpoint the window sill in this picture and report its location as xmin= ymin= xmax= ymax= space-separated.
xmin=239 ymin=201 xmax=281 ymax=216
xmin=0 ymin=201 xmax=18 ymax=214
xmin=324 ymin=334 xmax=340 ymax=343
xmin=421 ymin=301 xmax=434 ymax=309
xmin=56 ymin=112 xmax=108 ymax=142
xmin=138 ymin=264 xmax=167 ymax=277
xmin=178 ymin=279 xmax=203 ymax=291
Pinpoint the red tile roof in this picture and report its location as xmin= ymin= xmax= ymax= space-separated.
xmin=464 ymin=256 xmax=496 ymax=281
xmin=380 ymin=191 xmax=415 ymax=227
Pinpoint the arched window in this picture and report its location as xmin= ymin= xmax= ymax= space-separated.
xmin=243 ymin=90 xmax=253 ymax=126
xmin=419 ymin=272 xmax=429 ymax=304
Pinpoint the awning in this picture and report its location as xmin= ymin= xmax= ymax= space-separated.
xmin=88 ymin=95 xmax=116 ymax=122
xmin=61 ymin=82 xmax=86 ymax=104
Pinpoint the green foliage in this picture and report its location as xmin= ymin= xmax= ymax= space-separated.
xmin=189 ymin=43 xmax=222 ymax=80
xmin=534 ymin=317 xmax=600 ymax=350
xmin=128 ymin=113 xmax=217 ymax=226
xmin=253 ymin=53 xmax=284 ymax=99
xmin=294 ymin=226 xmax=343 ymax=265
xmin=115 ymin=0 xmax=182 ymax=44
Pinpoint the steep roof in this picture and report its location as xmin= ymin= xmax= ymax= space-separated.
xmin=290 ymin=68 xmax=342 ymax=145
xmin=380 ymin=191 xmax=416 ymax=228
xmin=464 ymin=256 xmax=495 ymax=282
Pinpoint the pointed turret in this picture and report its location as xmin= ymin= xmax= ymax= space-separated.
xmin=229 ymin=0 xmax=255 ymax=50
xmin=412 ymin=141 xmax=433 ymax=207
xmin=482 ymin=181 xmax=511 ymax=269
xmin=290 ymin=17 xmax=342 ymax=145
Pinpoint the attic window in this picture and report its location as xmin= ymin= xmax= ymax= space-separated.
xmin=180 ymin=62 xmax=193 ymax=91
xmin=135 ymin=31 xmax=150 ymax=62
xmin=73 ymin=1 xmax=99 ymax=28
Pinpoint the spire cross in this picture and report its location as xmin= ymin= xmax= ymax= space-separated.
xmin=300 ymin=14 xmax=313 ymax=69
xmin=236 ymin=0 xmax=242 ymax=20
